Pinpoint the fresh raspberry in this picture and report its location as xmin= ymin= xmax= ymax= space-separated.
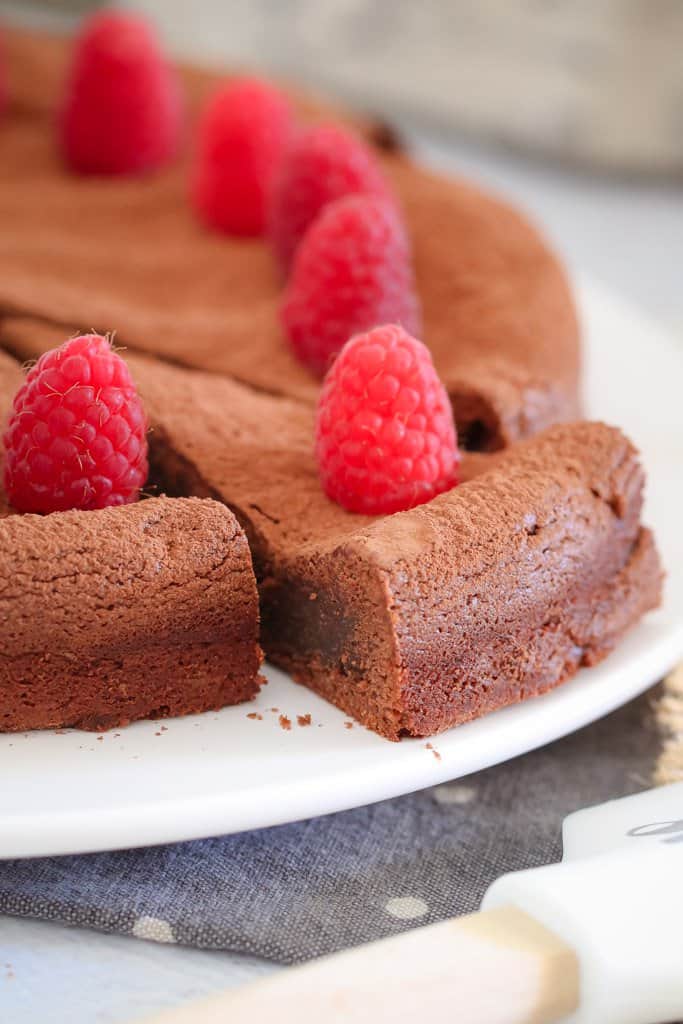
xmin=280 ymin=194 xmax=421 ymax=377
xmin=315 ymin=325 xmax=459 ymax=515
xmin=60 ymin=11 xmax=184 ymax=175
xmin=268 ymin=122 xmax=391 ymax=270
xmin=3 ymin=334 xmax=148 ymax=514
xmin=192 ymin=78 xmax=294 ymax=236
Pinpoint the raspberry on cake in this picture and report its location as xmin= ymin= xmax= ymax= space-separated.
xmin=268 ymin=122 xmax=392 ymax=270
xmin=316 ymin=326 xmax=459 ymax=515
xmin=192 ymin=77 xmax=294 ymax=236
xmin=60 ymin=10 xmax=183 ymax=175
xmin=3 ymin=333 xmax=148 ymax=514
xmin=280 ymin=195 xmax=420 ymax=376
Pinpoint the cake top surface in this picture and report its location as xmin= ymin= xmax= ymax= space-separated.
xmin=0 ymin=26 xmax=579 ymax=450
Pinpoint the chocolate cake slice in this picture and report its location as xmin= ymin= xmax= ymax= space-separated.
xmin=0 ymin=26 xmax=579 ymax=450
xmin=0 ymin=352 xmax=263 ymax=733
xmin=0 ymin=497 xmax=263 ymax=732
xmin=113 ymin=352 xmax=659 ymax=740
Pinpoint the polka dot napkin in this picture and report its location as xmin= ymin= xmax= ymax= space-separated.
xmin=0 ymin=679 xmax=675 ymax=964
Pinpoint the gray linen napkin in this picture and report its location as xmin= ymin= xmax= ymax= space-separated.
xmin=0 ymin=679 xmax=673 ymax=964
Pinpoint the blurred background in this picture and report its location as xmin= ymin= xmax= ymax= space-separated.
xmin=2 ymin=0 xmax=682 ymax=330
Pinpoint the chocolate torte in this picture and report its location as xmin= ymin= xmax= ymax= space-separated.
xmin=0 ymin=26 xmax=662 ymax=741
xmin=0 ymin=26 xmax=579 ymax=451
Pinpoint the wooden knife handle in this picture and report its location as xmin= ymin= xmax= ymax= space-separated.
xmin=135 ymin=906 xmax=578 ymax=1024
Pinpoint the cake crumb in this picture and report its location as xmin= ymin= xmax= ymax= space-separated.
xmin=96 ymin=735 xmax=103 ymax=742
xmin=297 ymin=714 xmax=312 ymax=727
xmin=160 ymin=725 xmax=168 ymax=732
xmin=247 ymin=712 xmax=263 ymax=721
xmin=269 ymin=707 xmax=279 ymax=713
xmin=279 ymin=714 xmax=292 ymax=731
xmin=425 ymin=742 xmax=441 ymax=761
xmin=344 ymin=721 xmax=354 ymax=730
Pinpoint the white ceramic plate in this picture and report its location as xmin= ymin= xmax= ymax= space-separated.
xmin=1 ymin=280 xmax=681 ymax=858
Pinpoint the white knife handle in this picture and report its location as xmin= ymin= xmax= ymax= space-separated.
xmin=483 ymin=845 xmax=683 ymax=1024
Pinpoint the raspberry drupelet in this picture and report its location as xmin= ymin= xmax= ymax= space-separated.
xmin=315 ymin=325 xmax=459 ymax=515
xmin=3 ymin=334 xmax=148 ymax=514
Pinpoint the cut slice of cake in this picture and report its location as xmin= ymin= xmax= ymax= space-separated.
xmin=115 ymin=352 xmax=660 ymax=740
xmin=0 ymin=350 xmax=263 ymax=733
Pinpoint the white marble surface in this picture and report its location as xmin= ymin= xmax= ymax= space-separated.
xmin=1 ymin=6 xmax=682 ymax=1022
xmin=0 ymin=915 xmax=278 ymax=1023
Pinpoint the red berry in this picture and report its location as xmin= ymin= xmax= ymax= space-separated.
xmin=60 ymin=10 xmax=184 ymax=175
xmin=192 ymin=78 xmax=294 ymax=236
xmin=315 ymin=325 xmax=459 ymax=515
xmin=3 ymin=334 xmax=149 ymax=514
xmin=268 ymin=122 xmax=391 ymax=270
xmin=280 ymin=194 xmax=421 ymax=377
